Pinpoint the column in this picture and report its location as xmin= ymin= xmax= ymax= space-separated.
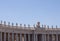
xmin=16 ymin=33 xmax=18 ymax=41
xmin=52 ymin=34 xmax=55 ymax=41
xmin=45 ymin=34 xmax=46 ymax=41
xmin=12 ymin=33 xmax=14 ymax=41
xmin=0 ymin=32 xmax=1 ymax=41
xmin=34 ymin=34 xmax=35 ymax=41
xmin=48 ymin=34 xmax=49 ymax=41
xmin=8 ymin=33 xmax=10 ymax=41
xmin=42 ymin=34 xmax=44 ymax=41
xmin=56 ymin=34 xmax=58 ymax=41
xmin=4 ymin=32 xmax=6 ymax=41
xmin=52 ymin=34 xmax=53 ymax=41
xmin=1 ymin=32 xmax=2 ymax=41
xmin=36 ymin=34 xmax=38 ymax=41
xmin=20 ymin=33 xmax=22 ymax=41
xmin=32 ymin=34 xmax=35 ymax=41
xmin=28 ymin=34 xmax=30 ymax=41
xmin=24 ymin=34 xmax=26 ymax=41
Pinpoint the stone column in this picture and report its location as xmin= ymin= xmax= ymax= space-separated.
xmin=42 ymin=34 xmax=45 ymax=41
xmin=28 ymin=34 xmax=30 ymax=41
xmin=8 ymin=33 xmax=10 ymax=41
xmin=32 ymin=34 xmax=35 ymax=41
xmin=24 ymin=34 xmax=26 ymax=41
xmin=56 ymin=34 xmax=58 ymax=41
xmin=36 ymin=34 xmax=38 ymax=41
xmin=1 ymin=32 xmax=2 ymax=41
xmin=52 ymin=34 xmax=53 ymax=41
xmin=12 ymin=33 xmax=14 ymax=41
xmin=33 ymin=34 xmax=35 ymax=41
xmin=52 ymin=34 xmax=55 ymax=41
xmin=16 ymin=33 xmax=18 ymax=41
xmin=4 ymin=32 xmax=6 ymax=41
xmin=45 ymin=34 xmax=46 ymax=41
xmin=48 ymin=34 xmax=49 ymax=41
xmin=20 ymin=33 xmax=22 ymax=41
xmin=42 ymin=34 xmax=46 ymax=41
xmin=0 ymin=32 xmax=1 ymax=41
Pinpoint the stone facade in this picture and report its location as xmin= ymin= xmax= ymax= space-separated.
xmin=0 ymin=21 xmax=59 ymax=41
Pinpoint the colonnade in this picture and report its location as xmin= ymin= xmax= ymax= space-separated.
xmin=0 ymin=32 xmax=59 ymax=41
xmin=0 ymin=32 xmax=34 ymax=41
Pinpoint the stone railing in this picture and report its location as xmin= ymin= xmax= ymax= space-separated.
xmin=0 ymin=21 xmax=60 ymax=30
xmin=40 ymin=25 xmax=59 ymax=30
xmin=0 ymin=21 xmax=35 ymax=30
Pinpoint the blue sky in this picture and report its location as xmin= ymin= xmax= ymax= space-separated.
xmin=0 ymin=0 xmax=60 ymax=27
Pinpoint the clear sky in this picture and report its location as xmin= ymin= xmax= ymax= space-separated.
xmin=0 ymin=0 xmax=60 ymax=27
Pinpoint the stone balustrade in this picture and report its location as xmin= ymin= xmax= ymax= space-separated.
xmin=0 ymin=20 xmax=59 ymax=30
